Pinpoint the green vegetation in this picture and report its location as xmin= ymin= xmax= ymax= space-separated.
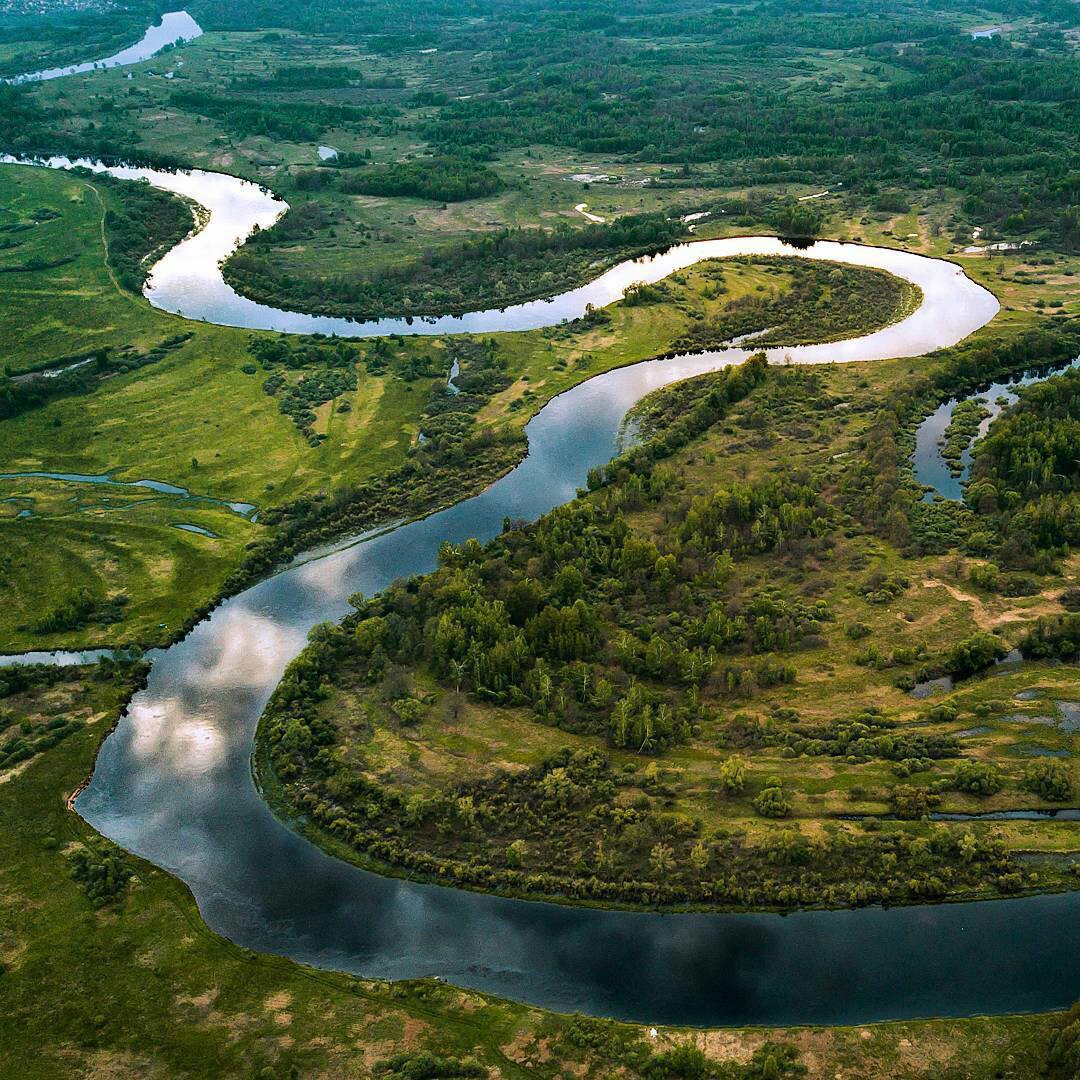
xmin=226 ymin=209 xmax=688 ymax=318
xmin=257 ymin=350 xmax=1079 ymax=911
xmin=0 ymin=664 xmax=1062 ymax=1077
xmin=940 ymin=398 xmax=990 ymax=476
xmin=670 ymin=258 xmax=920 ymax=353
xmin=7 ymin=0 xmax=1079 ymax=325
xmin=322 ymin=155 xmax=506 ymax=203
xmin=2 ymin=0 xmax=1080 ymax=1068
xmin=97 ymin=171 xmax=195 ymax=292
xmin=968 ymin=369 xmax=1080 ymax=558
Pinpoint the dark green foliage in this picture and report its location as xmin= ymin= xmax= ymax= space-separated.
xmin=31 ymin=590 xmax=128 ymax=635
xmin=0 ymin=715 xmax=84 ymax=772
xmin=952 ymin=761 xmax=1004 ymax=796
xmin=671 ymin=259 xmax=913 ymax=353
xmin=68 ymin=844 xmax=133 ymax=907
xmin=753 ymin=778 xmax=792 ymax=819
xmin=940 ymin=632 xmax=1009 ymax=677
xmin=168 ymin=90 xmax=383 ymax=143
xmin=373 ymin=1051 xmax=485 ymax=1079
xmin=97 ymin=173 xmax=193 ymax=292
xmin=1045 ymin=1001 xmax=1080 ymax=1080
xmin=890 ymin=785 xmax=941 ymax=820
xmin=1023 ymin=758 xmax=1073 ymax=801
xmin=1019 ymin=614 xmax=1080 ymax=662
xmin=254 ymin=352 xmax=1036 ymax=907
xmin=249 ymin=335 xmax=361 ymax=441
xmin=841 ymin=323 xmax=1080 ymax=555
xmin=226 ymin=209 xmax=687 ymax=319
xmin=336 ymin=156 xmax=504 ymax=202
xmin=968 ymin=369 xmax=1080 ymax=558
xmin=0 ymin=333 xmax=192 ymax=422
xmin=776 ymin=710 xmax=959 ymax=763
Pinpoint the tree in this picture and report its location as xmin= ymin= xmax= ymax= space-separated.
xmin=650 ymin=842 xmax=676 ymax=876
xmin=718 ymin=754 xmax=748 ymax=795
xmin=1024 ymin=758 xmax=1073 ymax=801
xmin=753 ymin=777 xmax=792 ymax=819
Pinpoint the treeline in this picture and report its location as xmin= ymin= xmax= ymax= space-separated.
xmin=168 ymin=90 xmax=391 ymax=143
xmin=290 ymin=155 xmax=504 ymax=203
xmin=338 ymin=157 xmax=503 ymax=202
xmin=0 ymin=657 xmax=149 ymax=776
xmin=226 ymin=210 xmax=686 ymax=318
xmin=0 ymin=334 xmax=192 ymax=421
xmin=411 ymin=18 xmax=1080 ymax=247
xmin=231 ymin=64 xmax=404 ymax=91
xmin=0 ymin=1 xmax=161 ymax=80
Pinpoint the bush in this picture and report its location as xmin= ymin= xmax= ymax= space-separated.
xmin=952 ymin=760 xmax=1004 ymax=796
xmin=374 ymin=1052 xmax=485 ymax=1079
xmin=753 ymin=777 xmax=792 ymax=819
xmin=1023 ymin=758 xmax=1073 ymax=801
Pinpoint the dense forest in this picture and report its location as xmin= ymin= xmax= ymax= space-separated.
xmin=258 ymin=347 xmax=1078 ymax=909
xmin=966 ymin=369 xmax=1080 ymax=556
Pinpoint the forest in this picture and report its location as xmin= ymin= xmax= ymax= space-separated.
xmin=258 ymin=345 xmax=1080 ymax=910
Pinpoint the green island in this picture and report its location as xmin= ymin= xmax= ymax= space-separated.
xmin=1 ymin=0 xmax=1079 ymax=1074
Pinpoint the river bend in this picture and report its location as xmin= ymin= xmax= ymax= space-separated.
xmin=5 ymin=154 xmax=1074 ymax=1026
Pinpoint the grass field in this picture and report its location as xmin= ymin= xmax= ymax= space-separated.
xmin=0 ymin=161 xmax=936 ymax=651
xmin=0 ymin=666 xmax=1063 ymax=1078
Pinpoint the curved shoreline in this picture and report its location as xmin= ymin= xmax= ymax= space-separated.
xmin=1 ymin=155 xmax=998 ymax=349
xmin=6 ymin=153 xmax=1073 ymax=1028
xmin=3 ymin=11 xmax=203 ymax=84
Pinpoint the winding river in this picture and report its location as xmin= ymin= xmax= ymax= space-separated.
xmin=5 ymin=153 xmax=1079 ymax=1026
xmin=4 ymin=12 xmax=203 ymax=85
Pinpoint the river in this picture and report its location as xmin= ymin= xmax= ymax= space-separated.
xmin=5 ymin=154 xmax=1076 ymax=1027
xmin=4 ymin=12 xmax=202 ymax=84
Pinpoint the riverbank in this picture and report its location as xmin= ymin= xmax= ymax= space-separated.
xmin=0 ymin=664 xmax=1071 ymax=1077
xmin=253 ymin=350 xmax=1079 ymax=921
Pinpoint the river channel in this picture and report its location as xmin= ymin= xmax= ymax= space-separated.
xmin=4 ymin=150 xmax=1075 ymax=1027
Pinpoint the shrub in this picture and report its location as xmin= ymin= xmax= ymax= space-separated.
xmin=952 ymin=760 xmax=1004 ymax=796
xmin=753 ymin=777 xmax=792 ymax=819
xmin=1024 ymin=759 xmax=1073 ymax=801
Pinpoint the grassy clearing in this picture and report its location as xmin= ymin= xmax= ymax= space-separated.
xmin=0 ymin=667 xmax=1062 ymax=1078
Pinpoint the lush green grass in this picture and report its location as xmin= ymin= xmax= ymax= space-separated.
xmin=0 ymin=666 xmax=1061 ymax=1078
xmin=0 ymin=165 xmax=171 ymax=374
xmin=0 ymin=161 xmax=942 ymax=651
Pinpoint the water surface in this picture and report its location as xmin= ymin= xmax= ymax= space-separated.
xmin=6 ymin=11 xmax=202 ymax=84
xmin=5 ymin=151 xmax=1071 ymax=1027
xmin=3 ymin=156 xmax=999 ymax=347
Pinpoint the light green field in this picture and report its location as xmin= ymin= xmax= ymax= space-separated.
xmin=0 ymin=164 xmax=922 ymax=649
